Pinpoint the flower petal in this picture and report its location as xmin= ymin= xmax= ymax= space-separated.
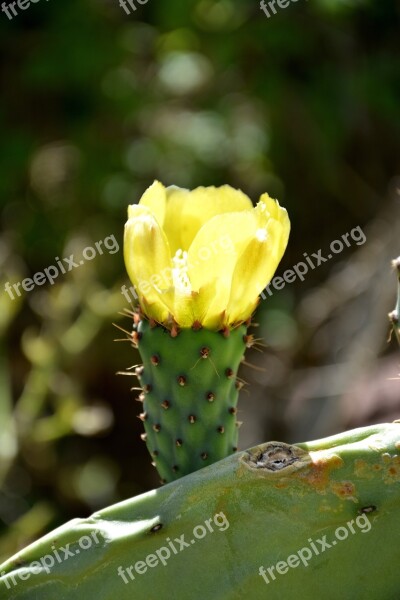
xmin=124 ymin=205 xmax=172 ymax=322
xmin=187 ymin=211 xmax=257 ymax=325
xmin=135 ymin=180 xmax=166 ymax=227
xmin=225 ymin=197 xmax=290 ymax=324
xmin=163 ymin=185 xmax=253 ymax=254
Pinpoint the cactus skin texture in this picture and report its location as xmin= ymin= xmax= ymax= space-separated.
xmin=134 ymin=318 xmax=247 ymax=482
xmin=1 ymin=423 xmax=400 ymax=600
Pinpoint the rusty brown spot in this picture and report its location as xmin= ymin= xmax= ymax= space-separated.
xmin=293 ymin=453 xmax=343 ymax=493
xmin=331 ymin=481 xmax=356 ymax=499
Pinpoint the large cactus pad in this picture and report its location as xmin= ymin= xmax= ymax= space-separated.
xmin=1 ymin=422 xmax=400 ymax=599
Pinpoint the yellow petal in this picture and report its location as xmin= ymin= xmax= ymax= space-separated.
xmin=258 ymin=193 xmax=290 ymax=256
xmin=225 ymin=207 xmax=290 ymax=324
xmin=124 ymin=205 xmax=172 ymax=322
xmin=162 ymin=186 xmax=188 ymax=256
xmin=134 ymin=180 xmax=166 ymax=227
xmin=187 ymin=211 xmax=257 ymax=324
xmin=163 ymin=185 xmax=253 ymax=254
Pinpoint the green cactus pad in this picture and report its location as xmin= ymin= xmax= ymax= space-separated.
xmin=1 ymin=423 xmax=400 ymax=599
xmin=134 ymin=319 xmax=247 ymax=482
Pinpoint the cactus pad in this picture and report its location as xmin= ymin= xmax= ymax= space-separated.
xmin=134 ymin=318 xmax=247 ymax=482
xmin=1 ymin=423 xmax=400 ymax=599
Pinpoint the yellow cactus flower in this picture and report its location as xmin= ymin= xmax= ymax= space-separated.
xmin=124 ymin=181 xmax=290 ymax=329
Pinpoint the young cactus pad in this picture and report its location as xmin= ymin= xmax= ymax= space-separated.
xmin=1 ymin=422 xmax=400 ymax=599
xmin=134 ymin=317 xmax=247 ymax=482
xmin=123 ymin=181 xmax=290 ymax=480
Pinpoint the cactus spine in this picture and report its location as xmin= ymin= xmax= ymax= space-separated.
xmin=132 ymin=312 xmax=248 ymax=482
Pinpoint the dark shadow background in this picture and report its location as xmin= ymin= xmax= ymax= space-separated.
xmin=0 ymin=0 xmax=399 ymax=561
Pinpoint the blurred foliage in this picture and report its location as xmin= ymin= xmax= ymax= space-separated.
xmin=0 ymin=0 xmax=399 ymax=562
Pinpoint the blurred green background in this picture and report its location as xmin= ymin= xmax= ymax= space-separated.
xmin=0 ymin=0 xmax=399 ymax=563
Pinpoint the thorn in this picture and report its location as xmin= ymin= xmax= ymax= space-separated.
xmin=116 ymin=370 xmax=137 ymax=376
xmin=140 ymin=433 xmax=147 ymax=441
xmin=235 ymin=380 xmax=244 ymax=390
xmin=136 ymin=393 xmax=145 ymax=403
xmin=113 ymin=323 xmax=132 ymax=336
xmin=138 ymin=412 xmax=147 ymax=422
xmin=241 ymin=360 xmax=266 ymax=373
xmin=135 ymin=366 xmax=144 ymax=377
